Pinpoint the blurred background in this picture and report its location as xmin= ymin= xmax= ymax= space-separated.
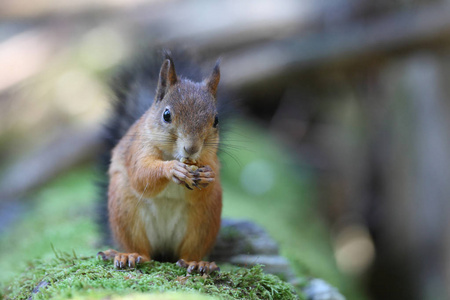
xmin=1 ymin=0 xmax=450 ymax=299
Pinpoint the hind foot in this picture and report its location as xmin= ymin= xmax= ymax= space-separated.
xmin=176 ymin=259 xmax=220 ymax=275
xmin=97 ymin=249 xmax=149 ymax=269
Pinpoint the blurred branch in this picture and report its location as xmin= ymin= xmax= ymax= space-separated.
xmin=2 ymin=0 xmax=450 ymax=200
xmin=4 ymin=1 xmax=450 ymax=92
xmin=0 ymin=126 xmax=102 ymax=201
xmin=221 ymin=2 xmax=450 ymax=89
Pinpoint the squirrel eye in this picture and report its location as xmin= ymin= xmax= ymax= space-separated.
xmin=213 ymin=115 xmax=219 ymax=128
xmin=163 ymin=108 xmax=172 ymax=123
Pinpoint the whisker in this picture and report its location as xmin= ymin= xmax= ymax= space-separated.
xmin=132 ymin=181 xmax=148 ymax=220
xmin=218 ymin=149 xmax=243 ymax=167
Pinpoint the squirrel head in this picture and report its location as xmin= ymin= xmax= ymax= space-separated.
xmin=145 ymin=54 xmax=221 ymax=162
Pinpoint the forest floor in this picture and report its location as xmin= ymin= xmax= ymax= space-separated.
xmin=0 ymin=120 xmax=362 ymax=299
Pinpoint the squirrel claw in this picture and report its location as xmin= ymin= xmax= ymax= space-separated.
xmin=176 ymin=259 xmax=220 ymax=275
xmin=97 ymin=252 xmax=106 ymax=260
xmin=115 ymin=252 xmax=149 ymax=269
xmin=98 ymin=249 xmax=148 ymax=269
xmin=176 ymin=259 xmax=188 ymax=268
xmin=192 ymin=182 xmax=201 ymax=190
xmin=97 ymin=249 xmax=118 ymax=261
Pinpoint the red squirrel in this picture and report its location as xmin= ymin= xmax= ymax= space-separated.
xmin=97 ymin=51 xmax=222 ymax=275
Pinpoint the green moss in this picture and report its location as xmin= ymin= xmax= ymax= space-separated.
xmin=0 ymin=167 xmax=99 ymax=283
xmin=73 ymin=292 xmax=217 ymax=299
xmin=3 ymin=251 xmax=301 ymax=300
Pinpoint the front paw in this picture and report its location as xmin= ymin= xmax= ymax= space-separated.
xmin=192 ymin=165 xmax=215 ymax=189
xmin=168 ymin=161 xmax=215 ymax=190
xmin=168 ymin=161 xmax=197 ymax=189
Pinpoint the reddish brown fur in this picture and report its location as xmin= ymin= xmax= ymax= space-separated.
xmin=103 ymin=56 xmax=222 ymax=269
xmin=179 ymin=155 xmax=222 ymax=261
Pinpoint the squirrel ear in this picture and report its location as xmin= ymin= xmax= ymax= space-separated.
xmin=204 ymin=59 xmax=221 ymax=97
xmin=156 ymin=56 xmax=178 ymax=102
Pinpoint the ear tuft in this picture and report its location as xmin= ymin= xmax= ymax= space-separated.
xmin=155 ymin=52 xmax=178 ymax=102
xmin=163 ymin=49 xmax=172 ymax=61
xmin=205 ymin=58 xmax=221 ymax=97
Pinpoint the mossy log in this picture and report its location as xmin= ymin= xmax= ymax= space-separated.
xmin=2 ymin=251 xmax=301 ymax=300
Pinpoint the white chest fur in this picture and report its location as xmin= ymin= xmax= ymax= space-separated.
xmin=139 ymin=182 xmax=188 ymax=256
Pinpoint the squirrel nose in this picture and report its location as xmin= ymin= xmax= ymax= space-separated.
xmin=183 ymin=145 xmax=199 ymax=156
